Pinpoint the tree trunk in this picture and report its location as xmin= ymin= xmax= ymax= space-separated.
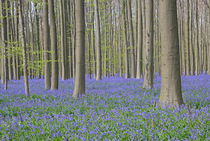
xmin=72 ymin=0 xmax=85 ymax=99
xmin=34 ymin=3 xmax=41 ymax=78
xmin=127 ymin=0 xmax=135 ymax=78
xmin=1 ymin=0 xmax=8 ymax=89
xmin=48 ymin=0 xmax=58 ymax=90
xmin=195 ymin=0 xmax=200 ymax=75
xmin=158 ymin=0 xmax=184 ymax=107
xmin=43 ymin=0 xmax=51 ymax=90
xmin=179 ymin=0 xmax=186 ymax=75
xmin=123 ymin=0 xmax=129 ymax=79
xmin=143 ymin=0 xmax=154 ymax=89
xmin=71 ymin=0 xmax=76 ymax=79
xmin=190 ymin=0 xmax=195 ymax=75
xmin=185 ymin=0 xmax=191 ymax=75
xmin=91 ymin=11 xmax=96 ymax=78
xmin=136 ymin=0 xmax=143 ymax=79
xmin=60 ymin=0 xmax=68 ymax=80
xmin=91 ymin=12 xmax=96 ymax=78
xmin=11 ymin=8 xmax=17 ymax=80
xmin=19 ymin=0 xmax=30 ymax=97
xmin=7 ymin=0 xmax=13 ymax=81
xmin=94 ymin=0 xmax=102 ymax=80
xmin=15 ymin=1 xmax=20 ymax=80
xmin=208 ymin=3 xmax=210 ymax=75
xmin=88 ymin=33 xmax=92 ymax=79
xmin=117 ymin=6 xmax=122 ymax=78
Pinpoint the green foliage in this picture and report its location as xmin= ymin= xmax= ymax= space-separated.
xmin=0 ymin=99 xmax=4 ymax=104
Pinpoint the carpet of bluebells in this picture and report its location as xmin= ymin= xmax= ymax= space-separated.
xmin=0 ymin=74 xmax=209 ymax=140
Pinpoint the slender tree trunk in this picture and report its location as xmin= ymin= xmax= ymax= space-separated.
xmin=108 ymin=3 xmax=113 ymax=77
xmin=11 ymin=7 xmax=17 ymax=80
xmin=154 ymin=0 xmax=161 ymax=76
xmin=200 ymin=16 xmax=203 ymax=73
xmin=29 ymin=6 xmax=35 ymax=79
xmin=195 ymin=0 xmax=200 ymax=75
xmin=48 ymin=0 xmax=58 ymax=90
xmin=142 ymin=0 xmax=146 ymax=75
xmin=91 ymin=11 xmax=96 ymax=78
xmin=43 ymin=0 xmax=51 ymax=90
xmin=0 ymin=50 xmax=1 ymax=83
xmin=88 ymin=32 xmax=92 ymax=79
xmin=158 ymin=0 xmax=184 ymax=107
xmin=7 ymin=0 xmax=13 ymax=81
xmin=177 ymin=0 xmax=182 ymax=74
xmin=104 ymin=4 xmax=108 ymax=77
xmin=67 ymin=1 xmax=73 ymax=78
xmin=143 ymin=0 xmax=154 ymax=89
xmin=190 ymin=1 xmax=195 ymax=75
xmin=0 ymin=31 xmax=1 ymax=81
xmin=34 ymin=3 xmax=41 ymax=78
xmin=15 ymin=1 xmax=20 ymax=80
xmin=19 ymin=0 xmax=30 ymax=97
xmin=203 ymin=13 xmax=208 ymax=73
xmin=136 ymin=0 xmax=143 ymax=79
xmin=40 ymin=18 xmax=45 ymax=79
xmin=127 ymin=0 xmax=135 ymax=78
xmin=73 ymin=0 xmax=85 ymax=99
xmin=185 ymin=0 xmax=191 ymax=75
xmin=208 ymin=3 xmax=210 ymax=74
xmin=123 ymin=0 xmax=129 ymax=79
xmin=1 ymin=0 xmax=8 ymax=89
xmin=71 ymin=0 xmax=76 ymax=79
xmin=117 ymin=5 xmax=122 ymax=78
xmin=94 ymin=0 xmax=102 ymax=80
xmin=60 ymin=0 xmax=68 ymax=80
xmin=179 ymin=0 xmax=186 ymax=75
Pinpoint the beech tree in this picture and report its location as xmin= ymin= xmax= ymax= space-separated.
xmin=94 ymin=0 xmax=102 ymax=80
xmin=18 ymin=0 xmax=30 ymax=97
xmin=208 ymin=2 xmax=210 ymax=75
xmin=127 ymin=0 xmax=135 ymax=78
xmin=1 ymin=0 xmax=8 ymax=90
xmin=72 ymin=0 xmax=85 ymax=99
xmin=136 ymin=0 xmax=143 ymax=79
xmin=48 ymin=0 xmax=58 ymax=90
xmin=122 ymin=0 xmax=129 ymax=79
xmin=60 ymin=0 xmax=68 ymax=80
xmin=143 ymin=0 xmax=154 ymax=89
xmin=158 ymin=0 xmax=184 ymax=107
xmin=43 ymin=0 xmax=51 ymax=90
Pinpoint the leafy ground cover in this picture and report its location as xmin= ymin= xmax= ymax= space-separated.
xmin=0 ymin=74 xmax=209 ymax=140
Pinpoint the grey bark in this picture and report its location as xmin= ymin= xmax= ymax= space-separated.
xmin=43 ymin=0 xmax=51 ymax=90
xmin=136 ymin=0 xmax=143 ymax=79
xmin=1 ymin=0 xmax=8 ymax=89
xmin=127 ymin=0 xmax=135 ymax=78
xmin=60 ymin=0 xmax=68 ymax=80
xmin=34 ymin=3 xmax=41 ymax=78
xmin=158 ymin=0 xmax=184 ymax=107
xmin=94 ymin=0 xmax=102 ymax=80
xmin=19 ymin=0 xmax=30 ymax=97
xmin=208 ymin=3 xmax=210 ymax=74
xmin=195 ymin=0 xmax=200 ymax=75
xmin=91 ymin=11 xmax=96 ymax=78
xmin=72 ymin=0 xmax=85 ymax=99
xmin=123 ymin=0 xmax=129 ymax=79
xmin=48 ymin=0 xmax=58 ymax=90
xmin=185 ymin=0 xmax=191 ymax=75
xmin=143 ymin=0 xmax=154 ymax=89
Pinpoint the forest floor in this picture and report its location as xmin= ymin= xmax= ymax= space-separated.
xmin=0 ymin=74 xmax=209 ymax=140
